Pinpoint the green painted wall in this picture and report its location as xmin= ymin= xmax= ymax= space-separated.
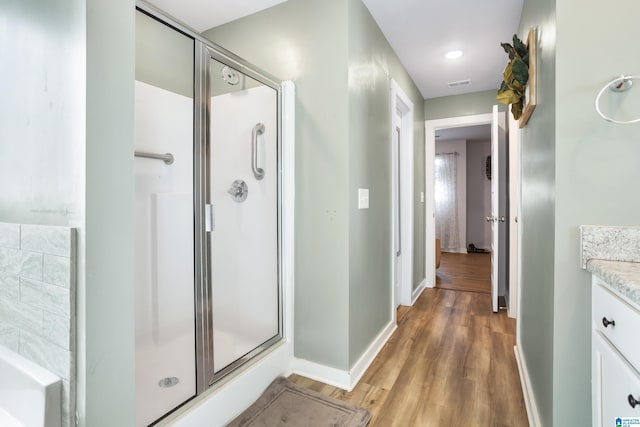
xmin=2 ymin=1 xmax=136 ymax=426
xmin=517 ymin=1 xmax=556 ymax=425
xmin=346 ymin=0 xmax=425 ymax=366
xmin=424 ymin=90 xmax=506 ymax=120
xmin=0 ymin=0 xmax=85 ymax=226
xmin=518 ymin=0 xmax=640 ymax=424
xmin=552 ymin=0 xmax=640 ymax=424
xmin=204 ymin=0 xmax=352 ymax=370
xmin=135 ymin=11 xmax=194 ymax=98
xmin=84 ymin=0 xmax=135 ymax=425
xmin=204 ymin=0 xmax=425 ymax=370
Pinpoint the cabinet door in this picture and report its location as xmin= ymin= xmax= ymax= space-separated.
xmin=593 ymin=331 xmax=640 ymax=426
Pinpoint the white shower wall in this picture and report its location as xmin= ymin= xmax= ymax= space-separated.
xmin=210 ymin=85 xmax=279 ymax=373
xmin=134 ymin=81 xmax=196 ymax=427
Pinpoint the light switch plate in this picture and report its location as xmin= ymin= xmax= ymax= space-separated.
xmin=420 ymin=192 xmax=425 ymax=203
xmin=358 ymin=188 xmax=369 ymax=209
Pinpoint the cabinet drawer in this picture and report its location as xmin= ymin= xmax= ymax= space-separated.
xmin=593 ymin=331 xmax=640 ymax=425
xmin=593 ymin=280 xmax=640 ymax=368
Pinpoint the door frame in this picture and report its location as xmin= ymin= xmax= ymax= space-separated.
xmin=390 ymin=80 xmax=415 ymax=309
xmin=424 ymin=113 xmax=493 ymax=288
xmin=508 ymin=113 xmax=521 ymax=318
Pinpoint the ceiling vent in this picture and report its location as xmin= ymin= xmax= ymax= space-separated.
xmin=447 ymin=79 xmax=471 ymax=88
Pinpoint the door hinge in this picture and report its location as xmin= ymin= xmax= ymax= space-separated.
xmin=205 ymin=203 xmax=215 ymax=232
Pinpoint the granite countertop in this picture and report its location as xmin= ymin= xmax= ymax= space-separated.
xmin=586 ymin=259 xmax=640 ymax=308
xmin=581 ymin=225 xmax=640 ymax=307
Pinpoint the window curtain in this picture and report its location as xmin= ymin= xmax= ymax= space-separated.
xmin=435 ymin=153 xmax=460 ymax=252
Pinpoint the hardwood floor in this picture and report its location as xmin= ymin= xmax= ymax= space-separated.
xmin=290 ymin=288 xmax=528 ymax=426
xmin=436 ymin=252 xmax=491 ymax=294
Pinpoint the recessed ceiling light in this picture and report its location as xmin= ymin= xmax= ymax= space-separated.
xmin=444 ymin=50 xmax=463 ymax=60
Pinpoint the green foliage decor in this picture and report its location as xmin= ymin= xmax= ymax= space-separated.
xmin=496 ymin=34 xmax=529 ymax=120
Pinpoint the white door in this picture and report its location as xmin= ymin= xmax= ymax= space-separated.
xmin=489 ymin=105 xmax=500 ymax=312
xmin=392 ymin=118 xmax=402 ymax=308
xmin=592 ymin=332 xmax=640 ymax=425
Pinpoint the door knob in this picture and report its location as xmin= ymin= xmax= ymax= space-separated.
xmin=486 ymin=216 xmax=494 ymax=222
xmin=499 ymin=216 xmax=506 ymax=223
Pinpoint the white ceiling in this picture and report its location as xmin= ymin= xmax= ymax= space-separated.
xmin=146 ymin=0 xmax=288 ymax=33
xmin=361 ymin=0 xmax=524 ymax=99
xmin=146 ymin=0 xmax=523 ymax=100
xmin=436 ymin=124 xmax=491 ymax=142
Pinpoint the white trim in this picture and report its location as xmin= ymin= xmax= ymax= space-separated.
xmin=508 ymin=113 xmax=520 ymax=319
xmin=281 ymin=81 xmax=296 ymax=341
xmin=514 ymin=345 xmax=542 ymax=427
xmin=292 ymin=320 xmax=397 ymax=392
xmin=425 ymin=113 xmax=494 ymax=289
xmin=291 ymin=358 xmax=351 ymax=391
xmin=411 ymin=278 xmax=427 ymax=304
xmin=390 ymin=79 xmax=415 ymax=307
xmin=348 ymin=320 xmax=396 ymax=389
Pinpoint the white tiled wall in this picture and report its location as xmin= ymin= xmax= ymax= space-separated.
xmin=0 ymin=222 xmax=76 ymax=427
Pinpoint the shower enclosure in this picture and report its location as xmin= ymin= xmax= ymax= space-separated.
xmin=134 ymin=5 xmax=289 ymax=426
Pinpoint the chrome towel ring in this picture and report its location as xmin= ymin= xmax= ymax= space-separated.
xmin=595 ymin=75 xmax=640 ymax=124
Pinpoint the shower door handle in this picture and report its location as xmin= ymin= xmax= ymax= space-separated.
xmin=252 ymin=123 xmax=265 ymax=180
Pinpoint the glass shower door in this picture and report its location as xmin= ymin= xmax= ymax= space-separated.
xmin=207 ymin=57 xmax=281 ymax=379
xmin=134 ymin=10 xmax=196 ymax=427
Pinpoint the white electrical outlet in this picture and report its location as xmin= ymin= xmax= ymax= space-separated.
xmin=358 ymin=188 xmax=369 ymax=209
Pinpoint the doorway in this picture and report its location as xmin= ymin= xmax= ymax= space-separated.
xmin=390 ymin=80 xmax=416 ymax=311
xmin=425 ymin=109 xmax=508 ymax=312
xmin=433 ymin=124 xmax=492 ymax=294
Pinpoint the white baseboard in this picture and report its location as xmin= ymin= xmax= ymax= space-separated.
xmin=291 ymin=358 xmax=351 ymax=390
xmin=347 ymin=320 xmax=396 ymax=389
xmin=411 ymin=279 xmax=427 ymax=304
xmin=514 ymin=345 xmax=542 ymax=427
xmin=292 ymin=320 xmax=397 ymax=392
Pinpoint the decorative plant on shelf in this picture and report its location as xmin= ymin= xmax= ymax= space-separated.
xmin=496 ymin=34 xmax=529 ymax=120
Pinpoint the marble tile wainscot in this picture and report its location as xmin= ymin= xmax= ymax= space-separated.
xmin=0 ymin=222 xmax=77 ymax=427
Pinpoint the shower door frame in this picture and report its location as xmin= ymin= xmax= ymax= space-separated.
xmin=136 ymin=0 xmax=285 ymax=397
xmin=196 ymin=44 xmax=284 ymax=391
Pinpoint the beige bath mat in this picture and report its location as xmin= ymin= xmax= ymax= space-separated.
xmin=226 ymin=377 xmax=371 ymax=427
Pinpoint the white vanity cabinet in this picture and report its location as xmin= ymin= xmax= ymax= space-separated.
xmin=592 ymin=277 xmax=640 ymax=426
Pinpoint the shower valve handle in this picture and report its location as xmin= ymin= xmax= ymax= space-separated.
xmin=228 ymin=180 xmax=248 ymax=202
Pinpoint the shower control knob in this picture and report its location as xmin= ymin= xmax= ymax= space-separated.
xmin=228 ymin=179 xmax=248 ymax=202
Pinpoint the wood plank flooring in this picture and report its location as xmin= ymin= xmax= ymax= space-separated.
xmin=436 ymin=252 xmax=491 ymax=294
xmin=290 ymin=288 xmax=528 ymax=426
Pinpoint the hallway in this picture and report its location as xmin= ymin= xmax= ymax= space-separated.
xmin=436 ymin=252 xmax=492 ymax=294
xmin=290 ymin=288 xmax=528 ymax=426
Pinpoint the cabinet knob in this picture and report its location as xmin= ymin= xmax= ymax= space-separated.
xmin=628 ymin=394 xmax=640 ymax=408
xmin=602 ymin=317 xmax=616 ymax=328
